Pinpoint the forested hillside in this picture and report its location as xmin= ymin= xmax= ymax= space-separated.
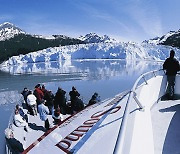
xmin=0 ymin=34 xmax=84 ymax=62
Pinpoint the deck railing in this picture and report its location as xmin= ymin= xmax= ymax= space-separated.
xmin=5 ymin=94 xmax=24 ymax=154
xmin=113 ymin=69 xmax=164 ymax=154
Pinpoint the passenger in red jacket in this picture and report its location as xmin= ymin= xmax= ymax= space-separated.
xmin=33 ymin=84 xmax=44 ymax=105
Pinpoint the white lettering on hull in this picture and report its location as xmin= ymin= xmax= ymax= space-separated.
xmin=55 ymin=106 xmax=121 ymax=153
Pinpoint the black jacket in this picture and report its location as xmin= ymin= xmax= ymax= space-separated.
xmin=6 ymin=138 xmax=24 ymax=153
xmin=54 ymin=89 xmax=66 ymax=107
xmin=163 ymin=57 xmax=180 ymax=75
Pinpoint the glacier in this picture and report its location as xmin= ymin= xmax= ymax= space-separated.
xmin=0 ymin=42 xmax=180 ymax=74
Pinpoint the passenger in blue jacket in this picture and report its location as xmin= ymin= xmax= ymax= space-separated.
xmin=38 ymin=100 xmax=50 ymax=130
xmin=163 ymin=50 xmax=180 ymax=99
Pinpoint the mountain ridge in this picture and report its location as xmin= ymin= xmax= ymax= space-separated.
xmin=143 ymin=29 xmax=180 ymax=48
xmin=0 ymin=22 xmax=119 ymax=62
xmin=0 ymin=22 xmax=26 ymax=41
xmin=78 ymin=32 xmax=116 ymax=43
xmin=0 ymin=22 xmax=85 ymax=62
xmin=0 ymin=22 xmax=116 ymax=43
xmin=1 ymin=22 xmax=180 ymax=47
xmin=0 ymin=22 xmax=180 ymax=65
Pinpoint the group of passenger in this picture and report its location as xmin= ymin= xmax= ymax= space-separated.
xmin=20 ymin=84 xmax=101 ymax=131
xmin=5 ymin=85 xmax=101 ymax=153
xmin=5 ymin=49 xmax=179 ymax=153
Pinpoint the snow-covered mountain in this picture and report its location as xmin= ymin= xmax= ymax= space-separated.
xmin=0 ymin=22 xmax=85 ymax=62
xmin=0 ymin=22 xmax=180 ymax=73
xmin=0 ymin=22 xmax=116 ymax=43
xmin=0 ymin=22 xmax=80 ymax=41
xmin=0 ymin=22 xmax=26 ymax=41
xmin=78 ymin=33 xmax=117 ymax=43
xmin=32 ymin=34 xmax=75 ymax=40
xmin=144 ymin=29 xmax=180 ymax=46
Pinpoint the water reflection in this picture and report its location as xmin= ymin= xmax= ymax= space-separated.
xmin=1 ymin=60 xmax=162 ymax=80
xmin=0 ymin=60 xmax=162 ymax=101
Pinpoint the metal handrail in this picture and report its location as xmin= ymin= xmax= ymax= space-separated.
xmin=113 ymin=69 xmax=163 ymax=154
xmin=5 ymin=93 xmax=24 ymax=154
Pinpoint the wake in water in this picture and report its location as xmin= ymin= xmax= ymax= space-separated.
xmin=0 ymin=91 xmax=23 ymax=105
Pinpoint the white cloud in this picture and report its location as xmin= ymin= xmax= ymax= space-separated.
xmin=72 ymin=1 xmax=132 ymax=35
xmin=127 ymin=1 xmax=163 ymax=37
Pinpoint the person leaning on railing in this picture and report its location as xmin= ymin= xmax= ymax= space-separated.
xmin=16 ymin=104 xmax=28 ymax=122
xmin=5 ymin=128 xmax=24 ymax=153
xmin=14 ymin=109 xmax=31 ymax=132
xmin=163 ymin=49 xmax=180 ymax=99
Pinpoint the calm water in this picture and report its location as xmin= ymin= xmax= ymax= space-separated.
xmin=0 ymin=59 xmax=162 ymax=153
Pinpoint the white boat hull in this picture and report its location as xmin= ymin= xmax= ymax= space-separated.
xmin=6 ymin=70 xmax=180 ymax=154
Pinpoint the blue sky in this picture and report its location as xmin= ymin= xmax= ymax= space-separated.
xmin=0 ymin=0 xmax=179 ymax=42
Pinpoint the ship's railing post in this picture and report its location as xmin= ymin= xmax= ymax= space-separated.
xmin=6 ymin=144 xmax=8 ymax=154
xmin=153 ymin=71 xmax=156 ymax=77
xmin=133 ymin=91 xmax=145 ymax=111
xmin=142 ymin=75 xmax=148 ymax=85
xmin=6 ymin=143 xmax=13 ymax=154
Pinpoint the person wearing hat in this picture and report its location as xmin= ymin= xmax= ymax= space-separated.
xmin=163 ymin=50 xmax=180 ymax=99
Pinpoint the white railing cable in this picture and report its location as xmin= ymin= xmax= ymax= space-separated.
xmin=113 ymin=69 xmax=162 ymax=154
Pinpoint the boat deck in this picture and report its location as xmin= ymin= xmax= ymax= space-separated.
xmin=11 ymin=107 xmax=70 ymax=149
xmin=151 ymin=99 xmax=180 ymax=154
xmin=8 ymin=92 xmax=128 ymax=154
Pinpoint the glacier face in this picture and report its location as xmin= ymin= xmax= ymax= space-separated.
xmin=0 ymin=42 xmax=179 ymax=69
xmin=0 ymin=59 xmax=162 ymax=76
